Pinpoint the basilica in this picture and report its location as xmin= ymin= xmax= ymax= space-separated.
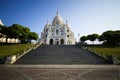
xmin=40 ymin=12 xmax=76 ymax=45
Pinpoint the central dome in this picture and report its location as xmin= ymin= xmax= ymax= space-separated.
xmin=52 ymin=11 xmax=64 ymax=26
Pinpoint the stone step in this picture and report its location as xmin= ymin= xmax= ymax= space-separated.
xmin=14 ymin=45 xmax=111 ymax=64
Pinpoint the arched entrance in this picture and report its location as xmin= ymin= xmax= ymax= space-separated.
xmin=60 ymin=39 xmax=64 ymax=45
xmin=56 ymin=41 xmax=59 ymax=45
xmin=55 ymin=39 xmax=59 ymax=45
xmin=50 ymin=39 xmax=53 ymax=45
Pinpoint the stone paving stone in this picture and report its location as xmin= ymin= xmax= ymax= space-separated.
xmin=19 ymin=69 xmax=53 ymax=77
xmin=58 ymin=69 xmax=90 ymax=77
xmin=0 ymin=68 xmax=119 ymax=80
xmin=0 ymin=69 xmax=27 ymax=80
xmin=80 ymin=69 xmax=120 ymax=80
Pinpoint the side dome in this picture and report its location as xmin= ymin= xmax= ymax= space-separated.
xmin=66 ymin=20 xmax=71 ymax=30
xmin=52 ymin=11 xmax=64 ymax=26
xmin=44 ymin=20 xmax=51 ymax=30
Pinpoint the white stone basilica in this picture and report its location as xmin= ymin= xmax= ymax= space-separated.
xmin=40 ymin=12 xmax=76 ymax=45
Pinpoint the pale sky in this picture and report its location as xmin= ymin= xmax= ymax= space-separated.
xmin=0 ymin=0 xmax=120 ymax=41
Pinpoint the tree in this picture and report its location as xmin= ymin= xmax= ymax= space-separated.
xmin=0 ymin=25 xmax=4 ymax=38
xmin=115 ymin=30 xmax=120 ymax=45
xmin=10 ymin=24 xmax=30 ymax=43
xmin=87 ymin=34 xmax=99 ymax=44
xmin=98 ymin=35 xmax=104 ymax=42
xmin=102 ymin=30 xmax=120 ymax=46
xmin=28 ymin=32 xmax=38 ymax=43
xmin=0 ymin=26 xmax=11 ymax=43
xmin=80 ymin=36 xmax=88 ymax=42
xmin=0 ymin=24 xmax=38 ymax=44
xmin=20 ymin=27 xmax=30 ymax=43
xmin=10 ymin=24 xmax=24 ymax=39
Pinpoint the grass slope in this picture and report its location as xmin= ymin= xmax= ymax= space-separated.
xmin=89 ymin=47 xmax=120 ymax=60
xmin=0 ymin=44 xmax=34 ymax=57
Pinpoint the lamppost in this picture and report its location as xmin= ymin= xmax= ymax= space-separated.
xmin=78 ymin=33 xmax=80 ymax=43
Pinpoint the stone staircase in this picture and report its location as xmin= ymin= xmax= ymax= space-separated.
xmin=14 ymin=45 xmax=111 ymax=64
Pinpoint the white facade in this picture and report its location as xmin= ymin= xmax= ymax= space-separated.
xmin=40 ymin=12 xmax=76 ymax=45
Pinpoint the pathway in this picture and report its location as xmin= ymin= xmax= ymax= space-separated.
xmin=0 ymin=65 xmax=119 ymax=80
xmin=15 ymin=45 xmax=110 ymax=64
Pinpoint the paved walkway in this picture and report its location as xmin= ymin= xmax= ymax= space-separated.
xmin=15 ymin=45 xmax=110 ymax=64
xmin=1 ymin=45 xmax=120 ymax=80
xmin=0 ymin=65 xmax=120 ymax=80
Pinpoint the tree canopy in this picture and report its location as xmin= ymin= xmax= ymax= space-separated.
xmin=28 ymin=32 xmax=38 ymax=43
xmin=0 ymin=24 xmax=38 ymax=43
xmin=87 ymin=34 xmax=99 ymax=44
xmin=80 ymin=36 xmax=88 ymax=42
xmin=102 ymin=30 xmax=120 ymax=46
xmin=80 ymin=30 xmax=120 ymax=46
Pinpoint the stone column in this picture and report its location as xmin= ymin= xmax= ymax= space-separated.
xmin=53 ymin=38 xmax=55 ymax=45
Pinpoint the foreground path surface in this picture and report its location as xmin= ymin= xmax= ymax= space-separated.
xmin=15 ymin=45 xmax=110 ymax=64
xmin=0 ymin=65 xmax=120 ymax=80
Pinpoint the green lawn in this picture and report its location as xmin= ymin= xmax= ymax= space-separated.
xmin=88 ymin=47 xmax=120 ymax=60
xmin=0 ymin=44 xmax=34 ymax=57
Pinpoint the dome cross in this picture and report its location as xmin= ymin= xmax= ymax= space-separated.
xmin=57 ymin=11 xmax=59 ymax=16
